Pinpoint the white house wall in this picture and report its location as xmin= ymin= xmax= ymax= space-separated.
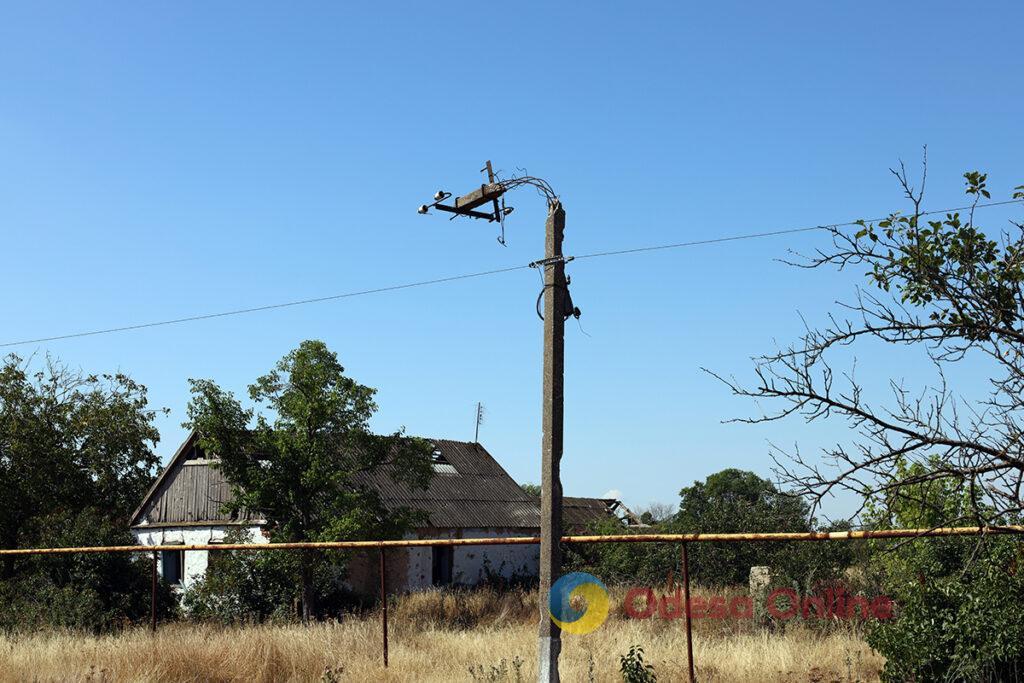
xmin=404 ymin=528 xmax=540 ymax=590
xmin=132 ymin=525 xmax=540 ymax=593
xmin=131 ymin=525 xmax=267 ymax=590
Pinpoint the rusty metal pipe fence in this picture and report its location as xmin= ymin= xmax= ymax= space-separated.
xmin=3 ymin=525 xmax=1024 ymax=682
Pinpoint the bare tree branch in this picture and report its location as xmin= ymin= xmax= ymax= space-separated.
xmin=716 ymin=160 xmax=1024 ymax=528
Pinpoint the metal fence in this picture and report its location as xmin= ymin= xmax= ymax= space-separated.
xmin=3 ymin=524 xmax=1024 ymax=681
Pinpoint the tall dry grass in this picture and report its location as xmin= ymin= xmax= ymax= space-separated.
xmin=0 ymin=587 xmax=884 ymax=682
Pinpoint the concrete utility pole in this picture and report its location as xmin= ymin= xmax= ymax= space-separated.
xmin=418 ymin=166 xmax=572 ymax=681
xmin=537 ymin=201 xmax=566 ymax=681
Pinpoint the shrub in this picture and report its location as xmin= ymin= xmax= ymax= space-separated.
xmin=866 ymin=536 xmax=1024 ymax=681
xmin=563 ymin=517 xmax=677 ymax=586
xmin=181 ymin=530 xmax=358 ymax=623
xmin=619 ymin=645 xmax=656 ymax=682
xmin=0 ymin=510 xmax=175 ymax=632
xmin=864 ymin=459 xmax=1024 ymax=681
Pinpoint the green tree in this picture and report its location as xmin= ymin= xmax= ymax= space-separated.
xmin=0 ymin=509 xmax=176 ymax=631
xmin=566 ymin=469 xmax=851 ymax=588
xmin=670 ymin=468 xmax=843 ymax=586
xmin=864 ymin=459 xmax=1024 ymax=681
xmin=520 ymin=482 xmax=541 ymax=496
xmin=185 ymin=340 xmax=434 ymax=622
xmin=0 ymin=353 xmax=170 ymax=630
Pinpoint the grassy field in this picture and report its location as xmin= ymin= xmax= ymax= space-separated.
xmin=0 ymin=587 xmax=884 ymax=682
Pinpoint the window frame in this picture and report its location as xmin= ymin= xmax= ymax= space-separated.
xmin=431 ymin=545 xmax=454 ymax=586
xmin=161 ymin=543 xmax=185 ymax=586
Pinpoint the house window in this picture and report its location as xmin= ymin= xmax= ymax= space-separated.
xmin=162 ymin=548 xmax=184 ymax=586
xmin=432 ymin=546 xmax=454 ymax=586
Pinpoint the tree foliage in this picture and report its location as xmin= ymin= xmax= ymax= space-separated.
xmin=718 ymin=159 xmax=1024 ymax=525
xmin=672 ymin=469 xmax=851 ymax=586
xmin=566 ymin=469 xmax=852 ymax=588
xmin=563 ymin=515 xmax=678 ymax=586
xmin=0 ymin=353 xmax=170 ymax=630
xmin=0 ymin=509 xmax=176 ymax=631
xmin=864 ymin=461 xmax=1024 ymax=681
xmin=181 ymin=529 xmax=358 ymax=624
xmin=185 ymin=340 xmax=434 ymax=621
xmin=519 ymin=482 xmax=541 ymax=497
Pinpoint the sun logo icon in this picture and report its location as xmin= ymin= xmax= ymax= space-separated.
xmin=548 ymin=572 xmax=609 ymax=634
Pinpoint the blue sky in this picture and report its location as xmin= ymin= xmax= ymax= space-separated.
xmin=2 ymin=3 xmax=1022 ymax=519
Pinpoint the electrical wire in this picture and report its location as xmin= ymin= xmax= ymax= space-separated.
xmin=0 ymin=265 xmax=530 ymax=348
xmin=573 ymin=199 xmax=1024 ymax=261
xmin=1 ymin=198 xmax=1020 ymax=348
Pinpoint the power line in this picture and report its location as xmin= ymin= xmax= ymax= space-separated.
xmin=0 ymin=265 xmax=529 ymax=348
xmin=2 ymin=199 xmax=1020 ymax=348
xmin=574 ymin=198 xmax=1024 ymax=261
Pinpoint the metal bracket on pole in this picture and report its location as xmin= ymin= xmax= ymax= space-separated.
xmin=528 ymin=255 xmax=575 ymax=269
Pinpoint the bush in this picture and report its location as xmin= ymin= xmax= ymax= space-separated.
xmin=181 ymin=530 xmax=357 ymax=623
xmin=864 ymin=459 xmax=1024 ymax=681
xmin=619 ymin=645 xmax=656 ymax=682
xmin=0 ymin=510 xmax=175 ymax=632
xmin=563 ymin=517 xmax=677 ymax=586
xmin=863 ymin=533 xmax=1024 ymax=681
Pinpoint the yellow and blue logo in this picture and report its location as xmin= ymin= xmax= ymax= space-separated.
xmin=549 ymin=572 xmax=609 ymax=634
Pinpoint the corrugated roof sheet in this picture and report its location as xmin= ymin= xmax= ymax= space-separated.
xmin=132 ymin=433 xmax=624 ymax=531
xmin=354 ymin=439 xmax=541 ymax=528
xmin=562 ymin=497 xmax=622 ymax=527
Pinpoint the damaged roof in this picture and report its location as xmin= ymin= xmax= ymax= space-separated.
xmin=562 ymin=496 xmax=638 ymax=527
xmin=354 ymin=438 xmax=541 ymax=528
xmin=131 ymin=431 xmax=630 ymax=531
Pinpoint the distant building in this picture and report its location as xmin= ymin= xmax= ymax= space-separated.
xmin=129 ymin=431 xmax=636 ymax=593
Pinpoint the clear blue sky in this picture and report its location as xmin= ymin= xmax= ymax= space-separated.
xmin=2 ymin=3 xmax=1022 ymax=519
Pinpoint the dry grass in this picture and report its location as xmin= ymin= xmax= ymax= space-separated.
xmin=0 ymin=587 xmax=884 ymax=682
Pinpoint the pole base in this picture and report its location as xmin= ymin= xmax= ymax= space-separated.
xmin=537 ymin=636 xmax=561 ymax=682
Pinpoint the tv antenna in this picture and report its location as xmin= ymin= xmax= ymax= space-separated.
xmin=474 ymin=402 xmax=485 ymax=443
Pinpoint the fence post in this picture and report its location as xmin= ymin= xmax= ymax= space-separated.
xmin=681 ymin=542 xmax=695 ymax=682
xmin=380 ymin=547 xmax=388 ymax=668
xmin=150 ymin=549 xmax=158 ymax=633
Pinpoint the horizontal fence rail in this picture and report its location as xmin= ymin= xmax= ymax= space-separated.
xmin=2 ymin=525 xmax=1023 ymax=556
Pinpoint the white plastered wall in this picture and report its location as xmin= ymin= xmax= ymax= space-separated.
xmin=404 ymin=528 xmax=540 ymax=591
xmin=131 ymin=525 xmax=267 ymax=590
xmin=132 ymin=525 xmax=540 ymax=593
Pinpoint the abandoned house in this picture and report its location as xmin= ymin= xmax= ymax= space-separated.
xmin=129 ymin=431 xmax=636 ymax=593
